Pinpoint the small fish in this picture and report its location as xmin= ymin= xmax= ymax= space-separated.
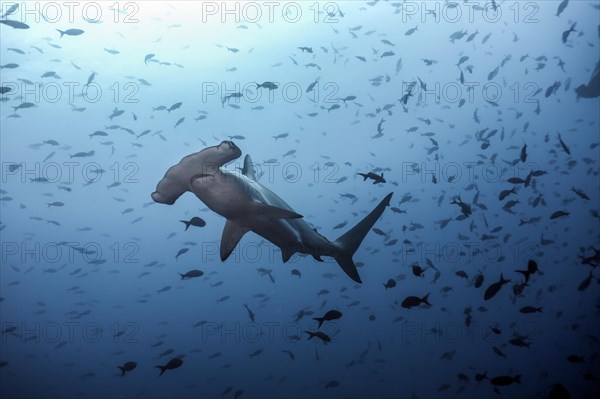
xmin=168 ymin=102 xmax=182 ymax=112
xmin=550 ymin=210 xmax=569 ymax=220
xmin=180 ymin=217 xmax=206 ymax=230
xmin=243 ymin=304 xmax=255 ymax=322
xmin=405 ymin=26 xmax=418 ymax=36
xmin=0 ymin=20 xmax=30 ymax=29
xmin=178 ymin=270 xmax=204 ymax=280
xmin=383 ymin=279 xmax=396 ymax=290
xmin=357 ymin=172 xmax=386 ymax=184
xmin=248 ymin=349 xmax=263 ymax=358
xmin=273 ymin=133 xmax=289 ymax=140
xmin=69 ymin=150 xmax=95 ymax=158
xmin=520 ymin=143 xmax=527 ymax=162
xmin=562 ymin=23 xmax=576 ymax=44
xmin=490 ymin=374 xmax=521 ymax=386
xmin=89 ymin=130 xmax=108 ymax=139
xmin=57 ymin=28 xmax=84 ymax=38
xmin=156 ymin=286 xmax=171 ymax=293
xmin=1 ymin=3 xmax=19 ymax=19
xmin=313 ymin=310 xmax=342 ymax=328
xmin=175 ymin=248 xmax=189 ymax=260
xmin=304 ymin=331 xmax=331 ymax=343
xmin=401 ymin=294 xmax=431 ymax=309
xmin=556 ymin=0 xmax=569 ymax=16
xmin=118 ymin=361 xmax=137 ymax=376
xmin=484 ymin=274 xmax=510 ymax=300
xmin=256 ymin=82 xmax=278 ymax=90
xmin=144 ymin=53 xmax=155 ymax=65
xmin=519 ymin=306 xmax=542 ymax=314
xmin=12 ymin=102 xmax=35 ymax=111
xmin=557 ymin=132 xmax=571 ymax=155
xmin=155 ymin=358 xmax=183 ymax=376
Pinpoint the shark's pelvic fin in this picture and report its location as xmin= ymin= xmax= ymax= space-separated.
xmin=281 ymin=247 xmax=296 ymax=263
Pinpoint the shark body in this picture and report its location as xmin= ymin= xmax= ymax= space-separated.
xmin=152 ymin=141 xmax=392 ymax=283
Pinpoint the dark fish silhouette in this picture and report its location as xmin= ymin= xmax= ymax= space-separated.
xmin=515 ymin=259 xmax=539 ymax=283
xmin=571 ymin=187 xmax=589 ymax=200
xmin=550 ymin=210 xmax=569 ymax=220
xmin=256 ymin=82 xmax=278 ymax=90
xmin=168 ymin=102 xmax=182 ymax=112
xmin=175 ymin=248 xmax=189 ymax=260
xmin=450 ymin=196 xmax=472 ymax=218
xmin=519 ymin=306 xmax=542 ymax=313
xmin=57 ymin=28 xmax=84 ymax=38
xmin=0 ymin=19 xmax=30 ymax=29
xmin=357 ymin=172 xmax=386 ymax=184
xmin=383 ymin=278 xmax=396 ymax=290
xmin=118 ymin=361 xmax=137 ymax=376
xmin=484 ymin=274 xmax=510 ymax=300
xmin=178 ymin=270 xmax=204 ymax=280
xmin=401 ymin=294 xmax=431 ymax=309
xmin=304 ymin=331 xmax=331 ymax=343
xmin=156 ymin=358 xmax=183 ymax=376
xmin=490 ymin=374 xmax=521 ymax=386
xmin=313 ymin=310 xmax=342 ymax=328
xmin=243 ymin=304 xmax=255 ymax=322
xmin=474 ymin=272 xmax=484 ymax=288
xmin=562 ymin=23 xmax=576 ymax=44
xmin=180 ymin=217 xmax=206 ymax=230
xmin=556 ymin=0 xmax=569 ymax=16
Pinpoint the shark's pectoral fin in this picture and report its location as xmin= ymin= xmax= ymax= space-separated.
xmin=220 ymin=220 xmax=249 ymax=261
xmin=253 ymin=203 xmax=303 ymax=219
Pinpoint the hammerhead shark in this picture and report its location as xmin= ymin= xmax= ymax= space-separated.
xmin=152 ymin=141 xmax=392 ymax=283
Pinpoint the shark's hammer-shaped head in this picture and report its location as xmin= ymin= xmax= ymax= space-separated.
xmin=151 ymin=141 xmax=242 ymax=205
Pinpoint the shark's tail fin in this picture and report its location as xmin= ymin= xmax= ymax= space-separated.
xmin=155 ymin=365 xmax=167 ymax=376
xmin=333 ymin=193 xmax=393 ymax=283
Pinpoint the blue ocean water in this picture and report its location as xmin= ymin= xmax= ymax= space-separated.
xmin=1 ymin=1 xmax=599 ymax=398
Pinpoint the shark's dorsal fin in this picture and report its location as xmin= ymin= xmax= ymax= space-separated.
xmin=220 ymin=220 xmax=249 ymax=261
xmin=242 ymin=154 xmax=257 ymax=181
